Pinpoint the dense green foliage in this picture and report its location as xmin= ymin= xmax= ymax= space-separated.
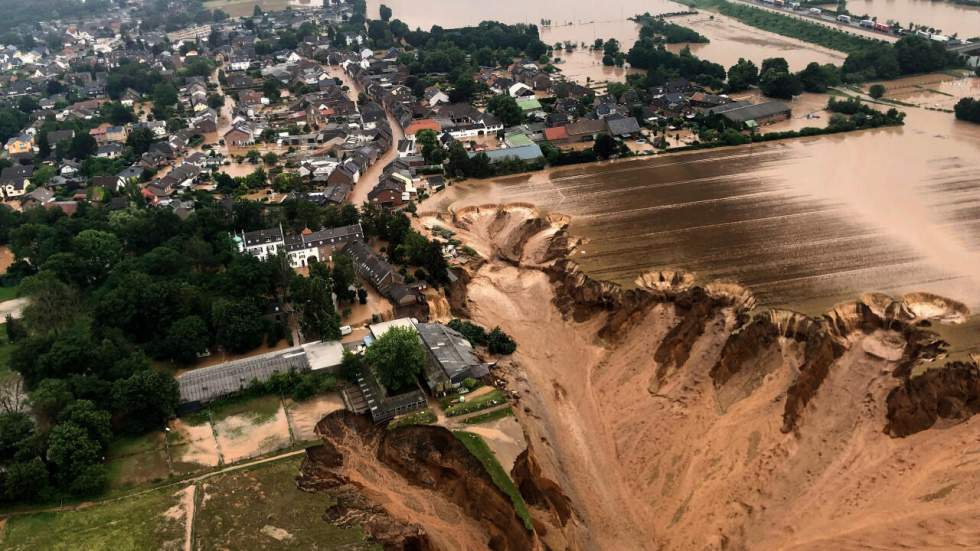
xmin=447 ymin=319 xmax=518 ymax=355
xmin=635 ymin=13 xmax=709 ymax=44
xmin=365 ymin=326 xmax=426 ymax=393
xmin=0 ymin=0 xmax=112 ymax=32
xmin=360 ymin=204 xmax=450 ymax=285
xmin=954 ymin=97 xmax=980 ymax=123
xmin=486 ymin=94 xmax=524 ymax=127
xmin=683 ymin=0 xmax=876 ymax=53
xmin=0 ymin=195 xmax=339 ymax=503
xmin=626 ymin=42 xmax=726 ymax=88
xmin=726 ymin=58 xmax=759 ymax=92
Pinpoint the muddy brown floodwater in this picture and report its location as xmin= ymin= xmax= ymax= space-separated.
xmin=423 ymin=99 xmax=980 ymax=357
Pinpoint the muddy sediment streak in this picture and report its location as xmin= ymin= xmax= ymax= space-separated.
xmin=425 ymin=205 xmax=980 ymax=551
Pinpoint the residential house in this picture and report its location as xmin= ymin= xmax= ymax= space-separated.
xmin=0 ymin=165 xmax=32 ymax=199
xmin=4 ymin=134 xmax=33 ymax=155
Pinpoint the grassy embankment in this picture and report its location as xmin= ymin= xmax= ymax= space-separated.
xmin=387 ymin=408 xmax=437 ymax=430
xmin=682 ymin=0 xmax=880 ymax=53
xmin=452 ymin=431 xmax=534 ymax=532
xmin=442 ymin=388 xmax=507 ymax=417
xmin=461 ymin=407 xmax=515 ymax=425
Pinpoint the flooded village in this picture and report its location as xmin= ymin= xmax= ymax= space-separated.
xmin=1 ymin=0 xmax=980 ymax=549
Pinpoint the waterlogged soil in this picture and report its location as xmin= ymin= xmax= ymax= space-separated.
xmin=285 ymin=393 xmax=346 ymax=442
xmin=424 ymin=102 xmax=980 ymax=320
xmin=213 ymin=403 xmax=292 ymax=464
xmin=168 ymin=418 xmax=221 ymax=473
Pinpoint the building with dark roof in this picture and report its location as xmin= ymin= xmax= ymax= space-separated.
xmin=706 ymin=100 xmax=792 ymax=127
xmin=238 ymin=223 xmax=364 ymax=267
xmin=417 ymin=323 xmax=490 ymax=394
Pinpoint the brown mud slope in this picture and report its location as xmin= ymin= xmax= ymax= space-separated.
xmin=297 ymin=411 xmax=535 ymax=551
xmin=447 ymin=205 xmax=980 ymax=551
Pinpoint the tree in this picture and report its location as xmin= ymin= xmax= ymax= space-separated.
xmin=46 ymin=422 xmax=102 ymax=489
xmin=151 ymin=82 xmax=178 ymax=108
xmin=67 ymin=133 xmax=97 ymax=160
xmin=487 ymin=327 xmax=517 ymax=355
xmin=761 ymin=57 xmax=789 ymax=76
xmin=245 ymin=149 xmax=261 ymax=164
xmin=3 ymin=458 xmax=48 ymax=501
xmin=868 ymin=84 xmax=886 ymax=99
xmin=954 ymin=97 xmax=980 ymax=124
xmin=331 ymin=254 xmax=357 ymax=303
xmin=212 ymin=299 xmax=265 ymax=353
xmin=379 ymin=3 xmax=392 ymax=21
xmin=486 ymin=94 xmax=523 ymax=127
xmin=112 ymin=369 xmax=179 ymax=434
xmin=593 ymin=134 xmax=617 ymax=160
xmin=73 ymin=230 xmax=124 ymax=285
xmin=28 ymin=378 xmax=74 ymax=420
xmin=166 ymin=316 xmax=209 ymax=364
xmin=126 ymin=127 xmax=155 ymax=155
xmin=365 ymin=326 xmax=425 ymax=393
xmin=726 ymin=58 xmax=759 ymax=92
xmin=0 ymin=411 xmax=33 ymax=461
xmin=798 ymin=62 xmax=838 ymax=93
xmin=290 ymin=269 xmax=341 ymax=340
xmin=263 ymin=152 xmax=279 ymax=165
xmin=759 ymin=70 xmax=802 ymax=100
xmin=58 ymin=400 xmax=112 ymax=448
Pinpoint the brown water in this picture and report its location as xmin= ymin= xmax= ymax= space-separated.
xmin=370 ymin=0 xmax=846 ymax=72
xmin=424 ymin=95 xmax=980 ymax=320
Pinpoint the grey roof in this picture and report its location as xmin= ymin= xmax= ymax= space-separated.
xmin=284 ymin=223 xmax=364 ymax=252
xmin=473 ymin=144 xmax=543 ymax=163
xmin=606 ymin=116 xmax=641 ymax=137
xmin=177 ymin=346 xmax=311 ymax=404
xmin=707 ymin=101 xmax=791 ymax=123
xmin=417 ymin=323 xmax=487 ymax=388
xmin=344 ymin=239 xmax=394 ymax=292
xmin=242 ymin=226 xmax=285 ymax=247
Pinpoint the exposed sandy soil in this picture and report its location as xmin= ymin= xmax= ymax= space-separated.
xmin=213 ymin=406 xmax=292 ymax=464
xmin=427 ymin=204 xmax=980 ymax=550
xmin=161 ymin=485 xmax=196 ymax=551
xmin=168 ymin=419 xmax=221 ymax=469
xmin=285 ymin=393 xmax=346 ymax=442
xmin=0 ymin=245 xmax=14 ymax=274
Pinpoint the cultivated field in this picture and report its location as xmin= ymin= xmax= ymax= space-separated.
xmin=203 ymin=0 xmax=289 ymax=18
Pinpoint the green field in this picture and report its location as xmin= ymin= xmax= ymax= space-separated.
xmin=388 ymin=408 xmax=437 ymax=430
xmin=104 ymin=432 xmax=172 ymax=492
xmin=461 ymin=406 xmax=514 ymax=425
xmin=0 ymin=285 xmax=18 ymax=303
xmin=1 ymin=487 xmax=187 ymax=550
xmin=193 ymin=458 xmax=379 ymax=550
xmin=443 ymin=388 xmax=508 ymax=417
xmin=453 ymin=431 xmax=533 ymax=531
xmin=203 ymin=0 xmax=289 ymax=18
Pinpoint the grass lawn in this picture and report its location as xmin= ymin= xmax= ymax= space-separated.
xmin=105 ymin=432 xmax=172 ymax=492
xmin=193 ymin=457 xmax=380 ymax=550
xmin=208 ymin=393 xmax=282 ymax=425
xmin=1 ymin=487 xmax=187 ymax=550
xmin=443 ymin=388 xmax=507 ymax=417
xmin=387 ymin=408 xmax=437 ymax=430
xmin=0 ymin=285 xmax=18 ymax=303
xmin=453 ymin=431 xmax=533 ymax=531
xmin=461 ymin=406 xmax=514 ymax=425
xmin=203 ymin=0 xmax=288 ymax=18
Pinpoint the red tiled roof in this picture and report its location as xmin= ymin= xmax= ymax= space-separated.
xmin=543 ymin=126 xmax=568 ymax=141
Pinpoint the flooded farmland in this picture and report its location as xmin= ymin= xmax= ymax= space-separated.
xmin=424 ymin=106 xmax=980 ymax=323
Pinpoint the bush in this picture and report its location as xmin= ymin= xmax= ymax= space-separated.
xmin=868 ymin=84 xmax=886 ymax=99
xmin=954 ymin=97 xmax=980 ymax=124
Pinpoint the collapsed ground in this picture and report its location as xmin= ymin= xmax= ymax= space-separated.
xmin=316 ymin=204 xmax=979 ymax=550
